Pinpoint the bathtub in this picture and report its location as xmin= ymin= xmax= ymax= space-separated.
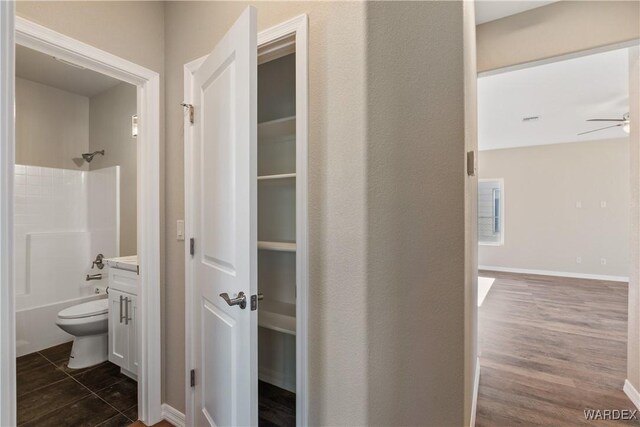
xmin=16 ymin=290 xmax=107 ymax=357
xmin=14 ymin=164 xmax=119 ymax=357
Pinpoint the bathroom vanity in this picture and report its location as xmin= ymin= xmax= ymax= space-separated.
xmin=105 ymin=256 xmax=139 ymax=380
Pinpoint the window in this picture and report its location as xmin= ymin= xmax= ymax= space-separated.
xmin=478 ymin=179 xmax=504 ymax=245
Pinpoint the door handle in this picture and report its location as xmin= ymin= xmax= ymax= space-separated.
xmin=119 ymin=295 xmax=125 ymax=323
xmin=219 ymin=292 xmax=247 ymax=309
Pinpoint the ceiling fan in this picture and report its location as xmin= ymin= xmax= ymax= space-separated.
xmin=578 ymin=112 xmax=630 ymax=136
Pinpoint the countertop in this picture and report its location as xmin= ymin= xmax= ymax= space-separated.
xmin=104 ymin=255 xmax=138 ymax=273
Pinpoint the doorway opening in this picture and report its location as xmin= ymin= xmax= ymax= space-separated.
xmin=0 ymin=16 xmax=162 ymax=426
xmin=256 ymin=37 xmax=298 ymax=427
xmin=14 ymin=41 xmax=140 ymax=425
xmin=475 ymin=44 xmax=638 ymax=425
xmin=183 ymin=11 xmax=308 ymax=427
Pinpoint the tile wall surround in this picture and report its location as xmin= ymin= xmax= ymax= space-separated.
xmin=15 ymin=164 xmax=119 ymax=356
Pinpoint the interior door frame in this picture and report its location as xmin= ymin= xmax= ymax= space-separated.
xmin=474 ymin=38 xmax=640 ymax=416
xmin=0 ymin=2 xmax=16 ymax=425
xmin=184 ymin=13 xmax=309 ymax=426
xmin=0 ymin=14 xmax=163 ymax=425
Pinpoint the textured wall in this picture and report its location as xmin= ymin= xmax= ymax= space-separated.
xmin=479 ymin=139 xmax=630 ymax=277
xmin=89 ymin=82 xmax=138 ymax=257
xmin=16 ymin=77 xmax=89 ymax=170
xmin=365 ymin=2 xmax=466 ymax=425
xmin=477 ymin=1 xmax=640 ymax=73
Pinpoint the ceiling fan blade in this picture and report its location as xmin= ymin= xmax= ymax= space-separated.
xmin=586 ymin=118 xmax=626 ymax=122
xmin=577 ymin=123 xmax=623 ymax=136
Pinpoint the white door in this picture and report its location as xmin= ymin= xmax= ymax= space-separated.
xmin=188 ymin=6 xmax=258 ymax=427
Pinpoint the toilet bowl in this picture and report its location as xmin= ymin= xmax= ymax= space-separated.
xmin=55 ymin=298 xmax=109 ymax=369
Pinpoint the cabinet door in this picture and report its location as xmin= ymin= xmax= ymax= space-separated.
xmin=108 ymin=289 xmax=129 ymax=368
xmin=127 ymin=294 xmax=138 ymax=374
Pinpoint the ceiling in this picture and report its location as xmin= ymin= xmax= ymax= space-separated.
xmin=475 ymin=0 xmax=558 ymax=25
xmin=478 ymin=48 xmax=629 ymax=151
xmin=16 ymin=45 xmax=122 ymax=97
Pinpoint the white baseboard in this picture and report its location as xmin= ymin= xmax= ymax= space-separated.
xmin=624 ymin=379 xmax=640 ymax=411
xmin=259 ymin=366 xmax=296 ymax=393
xmin=161 ymin=403 xmax=185 ymax=427
xmin=478 ymin=265 xmax=629 ymax=283
xmin=470 ymin=357 xmax=480 ymax=427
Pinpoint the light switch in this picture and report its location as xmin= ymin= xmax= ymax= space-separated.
xmin=576 ymin=201 xmax=582 ymax=208
xmin=177 ymin=220 xmax=185 ymax=241
xmin=576 ymin=257 xmax=582 ymax=264
xmin=601 ymin=201 xmax=607 ymax=208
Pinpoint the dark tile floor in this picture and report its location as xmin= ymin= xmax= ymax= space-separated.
xmin=17 ymin=341 xmax=138 ymax=427
xmin=258 ymin=381 xmax=295 ymax=427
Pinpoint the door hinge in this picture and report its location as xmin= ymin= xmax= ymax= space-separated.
xmin=190 ymin=238 xmax=195 ymax=256
xmin=190 ymin=369 xmax=195 ymax=387
xmin=467 ymin=150 xmax=476 ymax=176
xmin=181 ymin=103 xmax=194 ymax=125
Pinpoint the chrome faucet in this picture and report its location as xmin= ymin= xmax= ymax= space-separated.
xmin=92 ymin=254 xmax=105 ymax=270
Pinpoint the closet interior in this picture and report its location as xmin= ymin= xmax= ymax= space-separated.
xmin=257 ymin=37 xmax=298 ymax=426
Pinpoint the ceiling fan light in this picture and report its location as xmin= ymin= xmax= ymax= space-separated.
xmin=623 ymin=122 xmax=630 ymax=134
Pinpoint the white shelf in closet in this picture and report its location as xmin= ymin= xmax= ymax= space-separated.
xmin=258 ymin=241 xmax=297 ymax=252
xmin=258 ymin=115 xmax=296 ymax=141
xmin=258 ymin=299 xmax=296 ymax=335
xmin=258 ymin=173 xmax=296 ymax=181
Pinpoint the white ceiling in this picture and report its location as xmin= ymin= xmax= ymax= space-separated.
xmin=478 ymin=48 xmax=629 ymax=151
xmin=475 ymin=0 xmax=558 ymax=25
xmin=16 ymin=45 xmax=122 ymax=98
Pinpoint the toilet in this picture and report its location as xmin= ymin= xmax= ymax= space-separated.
xmin=55 ymin=298 xmax=109 ymax=369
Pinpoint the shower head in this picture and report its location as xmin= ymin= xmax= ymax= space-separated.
xmin=82 ymin=150 xmax=104 ymax=163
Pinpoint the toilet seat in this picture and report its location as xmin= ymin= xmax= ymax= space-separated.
xmin=58 ymin=299 xmax=108 ymax=319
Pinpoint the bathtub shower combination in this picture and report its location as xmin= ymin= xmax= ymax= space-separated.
xmin=15 ymin=163 xmax=119 ymax=358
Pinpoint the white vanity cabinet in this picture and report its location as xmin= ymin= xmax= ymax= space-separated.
xmin=107 ymin=266 xmax=138 ymax=378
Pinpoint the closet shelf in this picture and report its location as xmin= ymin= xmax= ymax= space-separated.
xmin=258 ymin=173 xmax=296 ymax=181
xmin=258 ymin=116 xmax=296 ymax=141
xmin=258 ymin=241 xmax=296 ymax=252
xmin=258 ymin=300 xmax=296 ymax=335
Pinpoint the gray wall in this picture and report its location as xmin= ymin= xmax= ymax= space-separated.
xmin=89 ymin=82 xmax=138 ymax=257
xmin=476 ymin=1 xmax=640 ymax=73
xmin=16 ymin=77 xmax=89 ymax=170
xmin=479 ymin=139 xmax=630 ymax=278
xmin=365 ymin=2 xmax=466 ymax=425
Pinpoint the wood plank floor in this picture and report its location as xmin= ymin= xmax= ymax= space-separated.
xmin=128 ymin=421 xmax=173 ymax=427
xmin=16 ymin=341 xmax=138 ymax=426
xmin=476 ymin=271 xmax=639 ymax=426
xmin=259 ymin=380 xmax=296 ymax=427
